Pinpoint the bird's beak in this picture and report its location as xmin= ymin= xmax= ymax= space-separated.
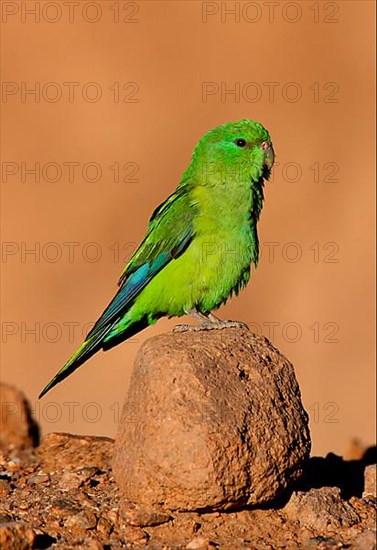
xmin=261 ymin=141 xmax=275 ymax=171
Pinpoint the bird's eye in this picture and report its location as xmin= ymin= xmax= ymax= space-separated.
xmin=235 ymin=138 xmax=247 ymax=147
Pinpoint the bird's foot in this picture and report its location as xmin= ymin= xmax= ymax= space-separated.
xmin=173 ymin=309 xmax=248 ymax=333
xmin=212 ymin=319 xmax=249 ymax=330
xmin=173 ymin=319 xmax=249 ymax=333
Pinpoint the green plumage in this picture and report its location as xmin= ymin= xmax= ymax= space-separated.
xmin=39 ymin=120 xmax=274 ymax=398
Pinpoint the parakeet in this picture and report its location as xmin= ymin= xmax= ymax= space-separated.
xmin=39 ymin=119 xmax=274 ymax=398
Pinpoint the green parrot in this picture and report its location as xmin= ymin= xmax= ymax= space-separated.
xmin=39 ymin=119 xmax=274 ymax=398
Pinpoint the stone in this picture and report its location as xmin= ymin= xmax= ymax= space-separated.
xmin=0 ymin=480 xmax=10 ymax=497
xmin=64 ymin=510 xmax=97 ymax=530
xmin=363 ymin=464 xmax=376 ymax=499
xmin=113 ymin=329 xmax=311 ymax=511
xmin=58 ymin=467 xmax=99 ymax=490
xmin=26 ymin=473 xmax=50 ymax=485
xmin=37 ymin=433 xmax=113 ymax=473
xmin=0 ymin=522 xmax=35 ymax=550
xmin=351 ymin=528 xmax=377 ymax=550
xmin=186 ymin=536 xmax=211 ymax=549
xmin=120 ymin=502 xmax=171 ymax=527
xmin=120 ymin=525 xmax=149 ymax=544
xmin=0 ymin=384 xmax=39 ymax=450
xmin=82 ymin=539 xmax=103 ymax=550
xmin=283 ymin=487 xmax=360 ymax=530
xmin=96 ymin=517 xmax=112 ymax=537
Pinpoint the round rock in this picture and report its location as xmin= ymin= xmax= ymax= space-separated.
xmin=113 ymin=328 xmax=311 ymax=511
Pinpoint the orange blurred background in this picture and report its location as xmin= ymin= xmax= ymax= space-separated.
xmin=1 ymin=1 xmax=375 ymax=456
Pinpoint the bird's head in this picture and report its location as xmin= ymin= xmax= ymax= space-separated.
xmin=186 ymin=119 xmax=274 ymax=187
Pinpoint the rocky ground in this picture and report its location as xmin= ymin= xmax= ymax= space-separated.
xmin=0 ymin=431 xmax=375 ymax=549
xmin=0 ymin=329 xmax=376 ymax=549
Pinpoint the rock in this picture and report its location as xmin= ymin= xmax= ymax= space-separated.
xmin=283 ymin=487 xmax=360 ymax=530
xmin=96 ymin=517 xmax=112 ymax=537
xmin=363 ymin=465 xmax=376 ymax=499
xmin=0 ymin=522 xmax=35 ymax=549
xmin=59 ymin=467 xmax=99 ymax=490
xmin=37 ymin=433 xmax=114 ymax=473
xmin=113 ymin=329 xmax=311 ymax=511
xmin=120 ymin=502 xmax=171 ymax=527
xmin=186 ymin=536 xmax=211 ymax=549
xmin=351 ymin=528 xmax=377 ymax=550
xmin=0 ymin=480 xmax=10 ymax=497
xmin=81 ymin=539 xmax=103 ymax=550
xmin=64 ymin=510 xmax=97 ymax=530
xmin=26 ymin=473 xmax=49 ymax=485
xmin=0 ymin=384 xmax=39 ymax=450
xmin=120 ymin=525 xmax=149 ymax=544
xmin=50 ymin=497 xmax=82 ymax=518
xmin=5 ymin=458 xmax=21 ymax=473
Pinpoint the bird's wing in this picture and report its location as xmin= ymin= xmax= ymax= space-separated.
xmin=86 ymin=184 xmax=196 ymax=340
xmin=39 ymin=185 xmax=196 ymax=399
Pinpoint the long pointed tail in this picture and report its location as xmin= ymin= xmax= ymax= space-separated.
xmin=38 ymin=325 xmax=112 ymax=399
xmin=39 ymin=315 xmax=150 ymax=399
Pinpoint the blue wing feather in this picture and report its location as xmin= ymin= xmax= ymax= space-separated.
xmin=86 ymin=252 xmax=170 ymax=340
xmin=86 ymin=185 xmax=196 ymax=341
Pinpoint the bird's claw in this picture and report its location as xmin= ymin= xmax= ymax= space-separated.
xmin=214 ymin=320 xmax=249 ymax=330
xmin=173 ymin=320 xmax=249 ymax=333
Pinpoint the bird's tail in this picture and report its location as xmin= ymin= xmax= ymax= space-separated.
xmin=39 ymin=259 xmax=159 ymax=399
xmin=38 ymin=314 xmax=150 ymax=399
xmin=38 ymin=325 xmax=113 ymax=399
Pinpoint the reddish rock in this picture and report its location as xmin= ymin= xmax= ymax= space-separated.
xmin=351 ymin=528 xmax=377 ymax=550
xmin=64 ymin=509 xmax=97 ymax=530
xmin=58 ymin=467 xmax=99 ymax=490
xmin=113 ymin=329 xmax=311 ymax=512
xmin=37 ymin=433 xmax=114 ymax=473
xmin=283 ymin=487 xmax=360 ymax=530
xmin=0 ymin=522 xmax=35 ymax=550
xmin=186 ymin=535 xmax=212 ymax=549
xmin=120 ymin=502 xmax=171 ymax=527
xmin=120 ymin=525 xmax=149 ymax=544
xmin=0 ymin=384 xmax=39 ymax=450
xmin=363 ymin=464 xmax=376 ymax=499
